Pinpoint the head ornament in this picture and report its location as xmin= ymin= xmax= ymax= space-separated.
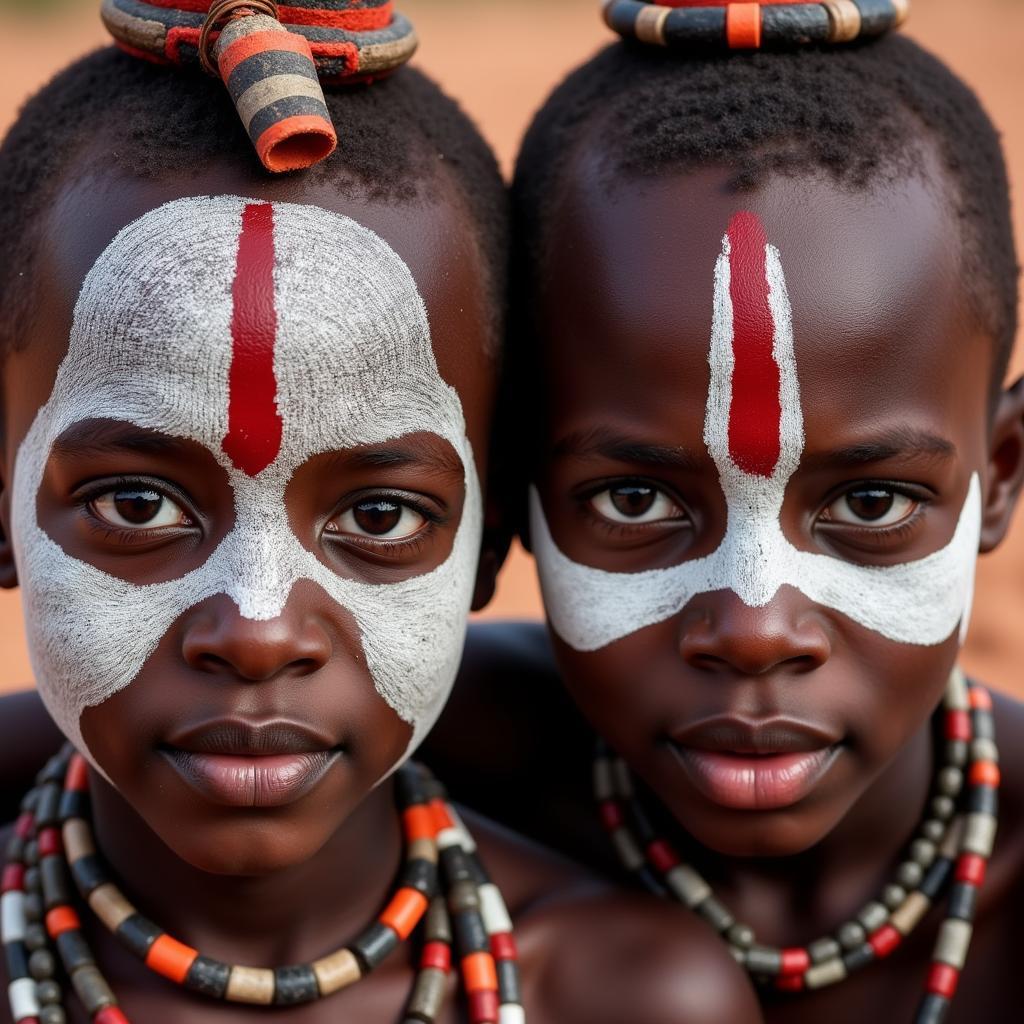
xmin=603 ymin=0 xmax=909 ymax=50
xmin=101 ymin=0 xmax=417 ymax=172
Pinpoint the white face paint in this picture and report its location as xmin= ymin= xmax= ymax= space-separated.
xmin=531 ymin=211 xmax=980 ymax=653
xmin=12 ymin=196 xmax=483 ymax=775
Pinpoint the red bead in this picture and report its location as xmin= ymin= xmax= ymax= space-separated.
xmin=945 ymin=710 xmax=971 ymax=742
xmin=1 ymin=863 xmax=25 ymax=893
xmin=14 ymin=1017 xmax=40 ymax=1024
xmin=927 ymin=962 xmax=960 ymax=999
xmin=646 ymin=839 xmax=680 ymax=874
xmin=490 ymin=932 xmax=518 ymax=962
xmin=955 ymin=853 xmax=987 ymax=887
xmin=14 ymin=813 xmax=34 ymax=840
xmin=775 ymin=973 xmax=804 ymax=991
xmin=869 ymin=925 xmax=901 ymax=958
xmin=421 ymin=940 xmax=451 ymax=972
xmin=468 ymin=988 xmax=500 ymax=1023
xmin=598 ymin=800 xmax=623 ymax=831
xmin=779 ymin=948 xmax=810 ymax=975
xmin=37 ymin=828 xmax=62 ymax=858
xmin=65 ymin=754 xmax=90 ymax=793
xmin=968 ymin=687 xmax=993 ymax=711
xmin=94 ymin=1009 xmax=131 ymax=1024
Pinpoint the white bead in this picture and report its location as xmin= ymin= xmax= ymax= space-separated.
xmin=447 ymin=806 xmax=477 ymax=853
xmin=9 ymin=976 xmax=40 ymax=1020
xmin=1 ymin=891 xmax=26 ymax=943
xmin=592 ymin=760 xmax=614 ymax=800
xmin=945 ymin=668 xmax=969 ymax=711
xmin=665 ymin=865 xmax=711 ymax=908
xmin=479 ymin=884 xmax=513 ymax=935
xmin=611 ymin=829 xmax=645 ymax=871
xmin=804 ymin=958 xmax=847 ymax=990
xmin=499 ymin=1004 xmax=526 ymax=1024
xmin=935 ymin=919 xmax=972 ymax=969
xmin=963 ymin=814 xmax=997 ymax=858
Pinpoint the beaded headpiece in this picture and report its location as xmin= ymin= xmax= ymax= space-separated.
xmin=101 ymin=0 xmax=417 ymax=173
xmin=603 ymin=0 xmax=909 ymax=51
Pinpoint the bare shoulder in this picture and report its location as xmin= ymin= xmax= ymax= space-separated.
xmin=465 ymin=809 xmax=762 ymax=1024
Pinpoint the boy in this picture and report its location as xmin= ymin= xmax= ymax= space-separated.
xmin=0 ymin=34 xmax=759 ymax=1024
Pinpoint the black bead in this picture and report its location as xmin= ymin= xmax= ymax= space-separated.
xmin=350 ymin=922 xmax=400 ymax=971
xmin=914 ymin=992 xmax=950 ymax=1024
xmin=35 ymin=785 xmax=62 ymax=828
xmin=967 ymin=785 xmax=998 ymax=818
xmin=920 ymin=857 xmax=953 ymax=901
xmin=273 ymin=964 xmax=319 ymax=1005
xmin=401 ymin=858 xmax=438 ymax=898
xmin=854 ymin=0 xmax=898 ymax=35
xmin=5 ymin=834 xmax=25 ymax=862
xmin=40 ymin=857 xmax=71 ymax=909
xmin=496 ymin=958 xmax=521 ymax=1004
xmin=636 ymin=866 xmax=666 ymax=897
xmin=465 ymin=853 xmax=490 ymax=887
xmin=40 ymin=757 xmax=68 ymax=786
xmin=453 ymin=910 xmax=489 ymax=955
xmin=971 ymin=710 xmax=996 ymax=741
xmin=4 ymin=940 xmax=29 ymax=980
xmin=762 ymin=4 xmax=831 ymax=46
xmin=116 ymin=914 xmax=161 ymax=958
xmin=70 ymin=854 xmax=108 ymax=896
xmin=842 ymin=942 xmax=875 ymax=973
xmin=664 ymin=8 xmax=727 ymax=49
xmin=394 ymin=765 xmax=428 ymax=810
xmin=58 ymin=791 xmax=89 ymax=823
xmin=440 ymin=847 xmax=473 ymax=884
xmin=947 ymin=882 xmax=978 ymax=923
xmin=185 ymin=956 xmax=230 ymax=999
xmin=56 ymin=930 xmax=95 ymax=972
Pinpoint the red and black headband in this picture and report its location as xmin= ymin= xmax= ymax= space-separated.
xmin=101 ymin=0 xmax=416 ymax=173
xmin=603 ymin=0 xmax=909 ymax=50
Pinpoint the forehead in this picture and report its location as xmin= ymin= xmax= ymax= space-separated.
xmin=540 ymin=161 xmax=987 ymax=449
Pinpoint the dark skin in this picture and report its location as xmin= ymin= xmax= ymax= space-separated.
xmin=434 ymin=150 xmax=1024 ymax=1022
xmin=0 ymin=151 xmax=760 ymax=1023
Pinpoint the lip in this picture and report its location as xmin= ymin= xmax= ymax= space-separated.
xmin=160 ymin=719 xmax=340 ymax=808
xmin=667 ymin=716 xmax=842 ymax=811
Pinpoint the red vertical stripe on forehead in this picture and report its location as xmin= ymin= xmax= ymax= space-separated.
xmin=222 ymin=203 xmax=283 ymax=476
xmin=726 ymin=210 xmax=781 ymax=477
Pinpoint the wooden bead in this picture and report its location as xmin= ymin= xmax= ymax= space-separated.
xmin=635 ymin=3 xmax=671 ymax=46
xmin=86 ymin=885 xmax=134 ymax=933
xmin=311 ymin=948 xmax=361 ymax=996
xmin=823 ymin=0 xmax=862 ymax=42
xmin=225 ymin=965 xmax=275 ymax=1005
xmin=891 ymin=891 xmax=931 ymax=935
xmin=407 ymin=965 xmax=448 ymax=1018
xmin=934 ymin=919 xmax=972 ymax=969
xmin=70 ymin=964 xmax=116 ymax=1013
xmin=425 ymin=899 xmax=452 ymax=944
xmin=804 ymin=957 xmax=846 ymax=990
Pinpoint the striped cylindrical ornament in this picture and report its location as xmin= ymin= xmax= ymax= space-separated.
xmin=213 ymin=9 xmax=336 ymax=173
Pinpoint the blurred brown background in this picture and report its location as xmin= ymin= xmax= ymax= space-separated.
xmin=0 ymin=0 xmax=1022 ymax=695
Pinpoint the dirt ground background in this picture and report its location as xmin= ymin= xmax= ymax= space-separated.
xmin=0 ymin=0 xmax=1022 ymax=696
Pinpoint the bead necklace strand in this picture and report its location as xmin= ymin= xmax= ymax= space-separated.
xmin=594 ymin=669 xmax=999 ymax=1023
xmin=2 ymin=749 xmax=524 ymax=1024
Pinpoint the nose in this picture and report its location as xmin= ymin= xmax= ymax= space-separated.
xmin=679 ymin=586 xmax=831 ymax=677
xmin=181 ymin=587 xmax=333 ymax=682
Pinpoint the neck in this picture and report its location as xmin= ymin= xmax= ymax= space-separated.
xmin=87 ymin=771 xmax=404 ymax=967
xmin=687 ymin=716 xmax=936 ymax=945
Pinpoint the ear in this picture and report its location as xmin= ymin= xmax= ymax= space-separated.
xmin=979 ymin=375 xmax=1024 ymax=553
xmin=471 ymin=489 xmax=513 ymax=612
xmin=0 ymin=468 xmax=18 ymax=589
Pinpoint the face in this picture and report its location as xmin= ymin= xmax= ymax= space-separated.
xmin=530 ymin=156 xmax=1022 ymax=857
xmin=1 ymin=167 xmax=496 ymax=873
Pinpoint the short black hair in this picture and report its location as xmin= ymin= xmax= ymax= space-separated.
xmin=0 ymin=46 xmax=507 ymax=356
xmin=513 ymin=34 xmax=1018 ymax=380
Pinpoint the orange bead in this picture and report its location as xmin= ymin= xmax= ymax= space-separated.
xmin=969 ymin=761 xmax=1000 ymax=788
xmin=379 ymin=887 xmax=429 ymax=941
xmin=45 ymin=905 xmax=81 ymax=938
xmin=968 ymin=687 xmax=993 ymax=711
xmin=145 ymin=933 xmax=199 ymax=983
xmin=402 ymin=806 xmax=435 ymax=843
xmin=65 ymin=753 xmax=90 ymax=792
xmin=462 ymin=951 xmax=498 ymax=993
xmin=726 ymin=3 xmax=762 ymax=48
xmin=430 ymin=799 xmax=455 ymax=833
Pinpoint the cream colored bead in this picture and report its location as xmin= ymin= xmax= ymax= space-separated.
xmin=87 ymin=883 xmax=135 ymax=932
xmin=62 ymin=819 xmax=96 ymax=863
xmin=636 ymin=4 xmax=671 ymax=46
xmin=612 ymin=828 xmax=645 ymax=871
xmin=935 ymin=919 xmax=972 ymax=970
xmin=226 ymin=966 xmax=275 ymax=1005
xmin=665 ymin=865 xmax=711 ymax=908
xmin=805 ymin=958 xmax=847 ymax=990
xmin=311 ymin=948 xmax=361 ymax=996
xmin=963 ymin=813 xmax=997 ymax=858
xmin=823 ymin=0 xmax=862 ymax=43
xmin=890 ymin=891 xmax=930 ymax=935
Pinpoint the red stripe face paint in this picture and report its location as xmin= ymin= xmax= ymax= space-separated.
xmin=726 ymin=211 xmax=782 ymax=478
xmin=221 ymin=203 xmax=284 ymax=477
xmin=530 ymin=211 xmax=982 ymax=653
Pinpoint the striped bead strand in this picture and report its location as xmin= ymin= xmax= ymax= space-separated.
xmin=603 ymin=0 xmax=909 ymax=50
xmin=595 ymin=670 xmax=996 ymax=1010
xmin=914 ymin=684 xmax=999 ymax=1024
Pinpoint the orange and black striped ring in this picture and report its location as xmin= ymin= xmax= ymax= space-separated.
xmin=198 ymin=0 xmax=281 ymax=76
xmin=603 ymin=0 xmax=910 ymax=51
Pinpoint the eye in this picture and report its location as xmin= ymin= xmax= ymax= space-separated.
xmin=589 ymin=484 xmax=687 ymax=525
xmin=91 ymin=487 xmax=190 ymax=530
xmin=331 ymin=499 xmax=427 ymax=541
xmin=823 ymin=486 xmax=917 ymax=528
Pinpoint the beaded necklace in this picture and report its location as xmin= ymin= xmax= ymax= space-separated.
xmin=594 ymin=670 xmax=999 ymax=1024
xmin=2 ymin=748 xmax=525 ymax=1024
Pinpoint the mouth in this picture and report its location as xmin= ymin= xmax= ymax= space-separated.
xmin=666 ymin=716 xmax=842 ymax=812
xmin=159 ymin=719 xmax=342 ymax=809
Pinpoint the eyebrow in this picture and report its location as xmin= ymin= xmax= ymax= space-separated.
xmin=802 ymin=427 xmax=957 ymax=470
xmin=552 ymin=427 xmax=705 ymax=471
xmin=334 ymin=444 xmax=464 ymax=478
xmin=51 ymin=422 xmax=186 ymax=460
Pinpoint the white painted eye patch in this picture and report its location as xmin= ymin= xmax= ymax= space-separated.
xmin=531 ymin=211 xmax=980 ymax=654
xmin=12 ymin=196 xmax=483 ymax=775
